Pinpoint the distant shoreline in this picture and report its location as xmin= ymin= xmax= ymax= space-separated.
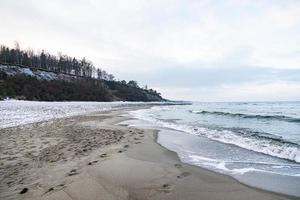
xmin=0 ymin=100 xmax=184 ymax=129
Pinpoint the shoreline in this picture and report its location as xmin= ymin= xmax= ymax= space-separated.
xmin=154 ymin=130 xmax=300 ymax=199
xmin=126 ymin=117 xmax=300 ymax=199
xmin=0 ymin=108 xmax=298 ymax=200
xmin=153 ymin=128 xmax=300 ymax=198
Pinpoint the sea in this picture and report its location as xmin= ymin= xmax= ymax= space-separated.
xmin=125 ymin=102 xmax=300 ymax=197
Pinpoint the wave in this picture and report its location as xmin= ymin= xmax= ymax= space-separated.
xmin=197 ymin=128 xmax=299 ymax=163
xmin=186 ymin=155 xmax=300 ymax=176
xmin=181 ymin=124 xmax=300 ymax=163
xmin=216 ymin=126 xmax=300 ymax=146
xmin=190 ymin=110 xmax=300 ymax=123
xmin=186 ymin=155 xmax=261 ymax=175
xmin=131 ymin=109 xmax=300 ymax=163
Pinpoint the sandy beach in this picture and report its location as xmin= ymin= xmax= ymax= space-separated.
xmin=0 ymin=108 xmax=299 ymax=200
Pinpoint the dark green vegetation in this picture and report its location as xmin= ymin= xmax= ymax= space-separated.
xmin=0 ymin=73 xmax=163 ymax=101
xmin=0 ymin=44 xmax=163 ymax=101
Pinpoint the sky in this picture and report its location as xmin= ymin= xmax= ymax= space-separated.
xmin=0 ymin=0 xmax=300 ymax=101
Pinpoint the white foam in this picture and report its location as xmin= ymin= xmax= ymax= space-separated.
xmin=186 ymin=155 xmax=258 ymax=175
xmin=130 ymin=108 xmax=300 ymax=163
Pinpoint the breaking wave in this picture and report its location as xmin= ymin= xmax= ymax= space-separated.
xmin=190 ymin=110 xmax=300 ymax=123
xmin=132 ymin=109 xmax=300 ymax=163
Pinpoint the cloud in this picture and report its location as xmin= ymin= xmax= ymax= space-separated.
xmin=137 ymin=67 xmax=300 ymax=87
xmin=0 ymin=0 xmax=300 ymax=101
xmin=158 ymin=81 xmax=300 ymax=101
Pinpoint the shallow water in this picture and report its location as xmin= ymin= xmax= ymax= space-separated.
xmin=127 ymin=102 xmax=300 ymax=196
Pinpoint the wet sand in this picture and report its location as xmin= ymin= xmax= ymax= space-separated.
xmin=0 ymin=108 xmax=298 ymax=200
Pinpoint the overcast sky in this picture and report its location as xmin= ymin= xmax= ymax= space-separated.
xmin=1 ymin=0 xmax=300 ymax=101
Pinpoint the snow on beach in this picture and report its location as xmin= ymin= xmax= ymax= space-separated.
xmin=0 ymin=100 xmax=157 ymax=129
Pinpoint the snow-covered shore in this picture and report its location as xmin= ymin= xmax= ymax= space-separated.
xmin=0 ymin=100 xmax=160 ymax=129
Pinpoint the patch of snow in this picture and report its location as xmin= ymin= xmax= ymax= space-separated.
xmin=20 ymin=68 xmax=35 ymax=76
xmin=35 ymin=70 xmax=58 ymax=80
xmin=0 ymin=64 xmax=63 ymax=80
xmin=0 ymin=100 xmax=165 ymax=129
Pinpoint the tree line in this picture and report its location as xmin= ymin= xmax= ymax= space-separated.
xmin=0 ymin=42 xmax=161 ymax=98
xmin=0 ymin=42 xmax=115 ymax=80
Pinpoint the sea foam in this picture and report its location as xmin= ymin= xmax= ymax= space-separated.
xmin=132 ymin=108 xmax=300 ymax=163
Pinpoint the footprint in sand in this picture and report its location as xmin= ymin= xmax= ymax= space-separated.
xmin=57 ymin=183 xmax=65 ymax=188
xmin=45 ymin=187 xmax=54 ymax=194
xmin=67 ymin=169 xmax=79 ymax=176
xmin=43 ymin=183 xmax=65 ymax=196
xmin=177 ymin=172 xmax=191 ymax=179
xmin=174 ymin=163 xmax=182 ymax=168
xmin=88 ymin=160 xmax=98 ymax=165
xmin=99 ymin=153 xmax=108 ymax=158
xmin=19 ymin=188 xmax=28 ymax=194
xmin=161 ymin=184 xmax=173 ymax=193
xmin=129 ymin=131 xmax=135 ymax=136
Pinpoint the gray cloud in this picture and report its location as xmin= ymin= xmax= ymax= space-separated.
xmin=121 ymin=65 xmax=300 ymax=87
xmin=0 ymin=0 xmax=300 ymax=101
